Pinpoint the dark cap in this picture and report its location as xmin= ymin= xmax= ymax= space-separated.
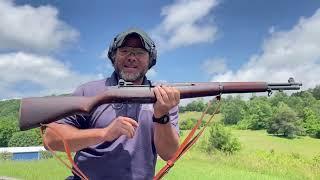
xmin=107 ymin=28 xmax=157 ymax=69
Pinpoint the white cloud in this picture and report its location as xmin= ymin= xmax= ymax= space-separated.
xmin=211 ymin=8 xmax=320 ymax=91
xmin=0 ymin=52 xmax=99 ymax=99
xmin=146 ymin=68 xmax=157 ymax=78
xmin=202 ymin=58 xmax=228 ymax=74
xmin=0 ymin=0 xmax=79 ymax=52
xmin=96 ymin=59 xmax=114 ymax=76
xmin=100 ymin=49 xmax=109 ymax=59
xmin=151 ymin=0 xmax=219 ymax=52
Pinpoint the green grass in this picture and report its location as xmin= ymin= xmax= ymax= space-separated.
xmin=2 ymin=152 xmax=311 ymax=180
xmin=1 ymin=112 xmax=320 ymax=179
xmin=156 ymin=153 xmax=294 ymax=180
xmin=0 ymin=158 xmax=70 ymax=180
xmin=232 ymin=129 xmax=320 ymax=159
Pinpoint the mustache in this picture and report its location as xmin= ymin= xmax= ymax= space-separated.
xmin=123 ymin=62 xmax=138 ymax=68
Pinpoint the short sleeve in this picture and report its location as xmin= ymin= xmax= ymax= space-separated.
xmin=169 ymin=105 xmax=179 ymax=134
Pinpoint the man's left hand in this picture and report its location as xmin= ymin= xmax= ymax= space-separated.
xmin=153 ymin=85 xmax=180 ymax=118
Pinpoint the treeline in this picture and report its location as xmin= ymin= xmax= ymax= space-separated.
xmin=180 ymin=85 xmax=320 ymax=139
xmin=0 ymin=94 xmax=70 ymax=147
xmin=0 ymin=99 xmax=42 ymax=147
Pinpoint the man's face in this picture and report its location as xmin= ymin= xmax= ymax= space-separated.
xmin=113 ymin=35 xmax=150 ymax=83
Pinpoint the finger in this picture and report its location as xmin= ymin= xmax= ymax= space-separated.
xmin=120 ymin=126 xmax=133 ymax=138
xmin=120 ymin=121 xmax=135 ymax=138
xmin=163 ymin=86 xmax=175 ymax=102
xmin=154 ymin=86 xmax=165 ymax=104
xmin=158 ymin=86 xmax=170 ymax=103
xmin=122 ymin=119 xmax=138 ymax=137
xmin=116 ymin=116 xmax=138 ymax=128
xmin=114 ymin=116 xmax=125 ymax=124
xmin=173 ymin=88 xmax=180 ymax=104
xmin=163 ymin=86 xmax=178 ymax=107
xmin=122 ymin=117 xmax=138 ymax=128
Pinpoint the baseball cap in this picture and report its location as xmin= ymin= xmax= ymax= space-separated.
xmin=107 ymin=28 xmax=157 ymax=68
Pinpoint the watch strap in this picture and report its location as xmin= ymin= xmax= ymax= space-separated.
xmin=152 ymin=114 xmax=170 ymax=124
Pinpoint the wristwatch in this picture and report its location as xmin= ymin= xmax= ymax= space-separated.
xmin=153 ymin=114 xmax=170 ymax=124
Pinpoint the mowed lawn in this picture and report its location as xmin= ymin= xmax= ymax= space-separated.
xmin=233 ymin=129 xmax=320 ymax=159
xmin=1 ymin=112 xmax=320 ymax=179
xmin=157 ymin=130 xmax=320 ymax=180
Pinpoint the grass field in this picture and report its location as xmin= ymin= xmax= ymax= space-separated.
xmin=1 ymin=112 xmax=320 ymax=179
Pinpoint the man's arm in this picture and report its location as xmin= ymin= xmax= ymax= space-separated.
xmin=153 ymin=86 xmax=180 ymax=161
xmin=44 ymin=116 xmax=138 ymax=152
xmin=153 ymin=122 xmax=179 ymax=161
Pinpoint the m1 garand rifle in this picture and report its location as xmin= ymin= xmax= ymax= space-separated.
xmin=19 ymin=78 xmax=302 ymax=131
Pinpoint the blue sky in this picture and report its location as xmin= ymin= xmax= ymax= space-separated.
xmin=0 ymin=0 xmax=320 ymax=99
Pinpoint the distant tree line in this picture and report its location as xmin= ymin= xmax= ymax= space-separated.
xmin=179 ymin=85 xmax=320 ymax=139
xmin=0 ymin=94 xmax=72 ymax=147
xmin=0 ymin=100 xmax=46 ymax=147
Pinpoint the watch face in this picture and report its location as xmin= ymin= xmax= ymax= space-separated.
xmin=153 ymin=114 xmax=170 ymax=124
xmin=163 ymin=115 xmax=170 ymax=124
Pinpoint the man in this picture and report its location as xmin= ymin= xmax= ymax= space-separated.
xmin=44 ymin=28 xmax=180 ymax=180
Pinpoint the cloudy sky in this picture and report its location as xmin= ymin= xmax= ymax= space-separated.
xmin=0 ymin=0 xmax=320 ymax=100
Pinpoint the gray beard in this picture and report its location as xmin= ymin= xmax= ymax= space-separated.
xmin=116 ymin=68 xmax=147 ymax=82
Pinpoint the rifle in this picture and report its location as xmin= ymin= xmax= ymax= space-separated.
xmin=19 ymin=78 xmax=302 ymax=131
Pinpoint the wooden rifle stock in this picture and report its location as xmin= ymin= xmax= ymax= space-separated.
xmin=19 ymin=79 xmax=302 ymax=131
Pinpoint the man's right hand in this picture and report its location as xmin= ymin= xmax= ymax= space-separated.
xmin=101 ymin=116 xmax=139 ymax=142
xmin=44 ymin=117 xmax=138 ymax=152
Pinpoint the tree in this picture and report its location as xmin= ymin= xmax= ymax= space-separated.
xmin=269 ymin=92 xmax=288 ymax=107
xmin=0 ymin=99 xmax=20 ymax=118
xmin=302 ymin=107 xmax=320 ymax=136
xmin=206 ymin=99 xmax=220 ymax=115
xmin=316 ymin=129 xmax=320 ymax=139
xmin=241 ymin=97 xmax=273 ymax=130
xmin=267 ymin=102 xmax=303 ymax=138
xmin=291 ymin=91 xmax=317 ymax=108
xmin=179 ymin=118 xmax=198 ymax=130
xmin=309 ymin=85 xmax=320 ymax=100
xmin=8 ymin=130 xmax=42 ymax=147
xmin=179 ymin=105 xmax=187 ymax=113
xmin=221 ymin=96 xmax=246 ymax=125
xmin=206 ymin=123 xmax=241 ymax=154
xmin=0 ymin=116 xmax=19 ymax=147
xmin=285 ymin=96 xmax=304 ymax=116
xmin=185 ymin=99 xmax=206 ymax=112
